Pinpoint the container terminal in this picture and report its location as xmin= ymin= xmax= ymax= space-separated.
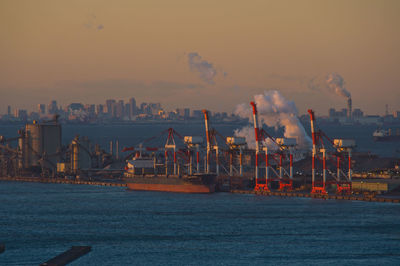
xmin=0 ymin=105 xmax=400 ymax=202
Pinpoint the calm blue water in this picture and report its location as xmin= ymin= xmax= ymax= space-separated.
xmin=0 ymin=181 xmax=399 ymax=265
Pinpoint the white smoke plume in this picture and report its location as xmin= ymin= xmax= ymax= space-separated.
xmin=187 ymin=52 xmax=217 ymax=85
xmin=234 ymin=90 xmax=312 ymax=151
xmin=325 ymin=73 xmax=351 ymax=99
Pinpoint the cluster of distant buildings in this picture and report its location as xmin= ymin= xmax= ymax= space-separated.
xmin=0 ymin=98 xmax=242 ymax=124
xmin=299 ymin=104 xmax=400 ymax=126
xmin=2 ymin=98 xmax=399 ymax=126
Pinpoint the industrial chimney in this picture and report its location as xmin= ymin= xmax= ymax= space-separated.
xmin=347 ymin=97 xmax=352 ymax=119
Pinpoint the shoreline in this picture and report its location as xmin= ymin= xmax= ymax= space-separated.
xmin=0 ymin=176 xmax=127 ymax=188
xmin=1 ymin=176 xmax=399 ymax=203
xmin=231 ymin=189 xmax=400 ymax=203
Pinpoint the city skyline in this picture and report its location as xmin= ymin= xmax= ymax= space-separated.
xmin=0 ymin=97 xmax=241 ymax=123
xmin=1 ymin=0 xmax=400 ymax=115
xmin=3 ymin=96 xmax=399 ymax=126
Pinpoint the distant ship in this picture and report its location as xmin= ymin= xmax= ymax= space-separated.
xmin=372 ymin=129 xmax=400 ymax=142
xmin=124 ymin=157 xmax=216 ymax=193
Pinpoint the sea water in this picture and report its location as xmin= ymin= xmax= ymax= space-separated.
xmin=0 ymin=181 xmax=399 ymax=265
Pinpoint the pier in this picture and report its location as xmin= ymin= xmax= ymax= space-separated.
xmin=41 ymin=246 xmax=91 ymax=266
xmin=0 ymin=177 xmax=127 ymax=188
xmin=231 ymin=189 xmax=400 ymax=203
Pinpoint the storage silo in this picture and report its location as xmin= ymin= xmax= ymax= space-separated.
xmin=70 ymin=136 xmax=92 ymax=173
xmin=20 ymin=120 xmax=62 ymax=170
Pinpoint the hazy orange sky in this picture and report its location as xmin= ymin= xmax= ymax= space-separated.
xmin=1 ymin=0 xmax=399 ymax=115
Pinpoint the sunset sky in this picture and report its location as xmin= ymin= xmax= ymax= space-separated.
xmin=1 ymin=0 xmax=399 ymax=115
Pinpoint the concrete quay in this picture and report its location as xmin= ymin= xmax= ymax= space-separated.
xmin=0 ymin=176 xmax=127 ymax=187
xmin=231 ymin=189 xmax=400 ymax=203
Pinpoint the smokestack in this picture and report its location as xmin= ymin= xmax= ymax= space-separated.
xmin=347 ymin=97 xmax=352 ymax=119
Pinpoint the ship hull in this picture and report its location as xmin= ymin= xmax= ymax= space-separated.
xmin=373 ymin=136 xmax=400 ymax=142
xmin=127 ymin=182 xmax=215 ymax=193
xmin=125 ymin=174 xmax=216 ymax=194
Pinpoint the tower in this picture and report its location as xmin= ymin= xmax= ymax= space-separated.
xmin=347 ymin=97 xmax=352 ymax=119
xmin=129 ymin=97 xmax=137 ymax=117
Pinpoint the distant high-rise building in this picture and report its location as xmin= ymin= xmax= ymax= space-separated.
xmin=48 ymin=100 xmax=58 ymax=114
xmin=7 ymin=105 xmax=11 ymax=116
xmin=129 ymin=97 xmax=137 ymax=116
xmin=176 ymin=108 xmax=184 ymax=117
xmin=116 ymin=100 xmax=124 ymax=118
xmin=96 ymin=104 xmax=104 ymax=115
xmin=14 ymin=109 xmax=28 ymax=121
xmin=141 ymin=103 xmax=151 ymax=115
xmin=139 ymin=102 xmax=162 ymax=116
xmin=150 ymin=103 xmax=161 ymax=115
xmin=85 ymin=104 xmax=96 ymax=116
xmin=352 ymin=108 xmax=363 ymax=118
xmin=184 ymin=108 xmax=190 ymax=118
xmin=192 ymin=110 xmax=203 ymax=119
xmin=176 ymin=108 xmax=190 ymax=118
xmin=328 ymin=108 xmax=336 ymax=118
xmin=125 ymin=103 xmax=131 ymax=119
xmin=38 ymin=104 xmax=46 ymax=115
xmin=105 ymin=99 xmax=116 ymax=116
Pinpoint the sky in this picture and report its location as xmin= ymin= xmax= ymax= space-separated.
xmin=1 ymin=0 xmax=399 ymax=115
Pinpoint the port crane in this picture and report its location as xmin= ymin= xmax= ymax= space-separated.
xmin=122 ymin=127 xmax=191 ymax=176
xmin=183 ymin=136 xmax=203 ymax=175
xmin=250 ymin=101 xmax=297 ymax=191
xmin=203 ymin=109 xmax=246 ymax=177
xmin=0 ymin=135 xmax=20 ymax=177
xmin=202 ymin=109 xmax=227 ymax=175
xmin=308 ymin=109 xmax=355 ymax=194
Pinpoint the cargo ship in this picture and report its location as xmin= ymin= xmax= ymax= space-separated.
xmin=373 ymin=129 xmax=400 ymax=142
xmin=124 ymin=157 xmax=216 ymax=193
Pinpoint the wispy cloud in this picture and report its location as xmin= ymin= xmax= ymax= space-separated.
xmin=84 ymin=13 xmax=104 ymax=31
xmin=187 ymin=52 xmax=219 ymax=85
